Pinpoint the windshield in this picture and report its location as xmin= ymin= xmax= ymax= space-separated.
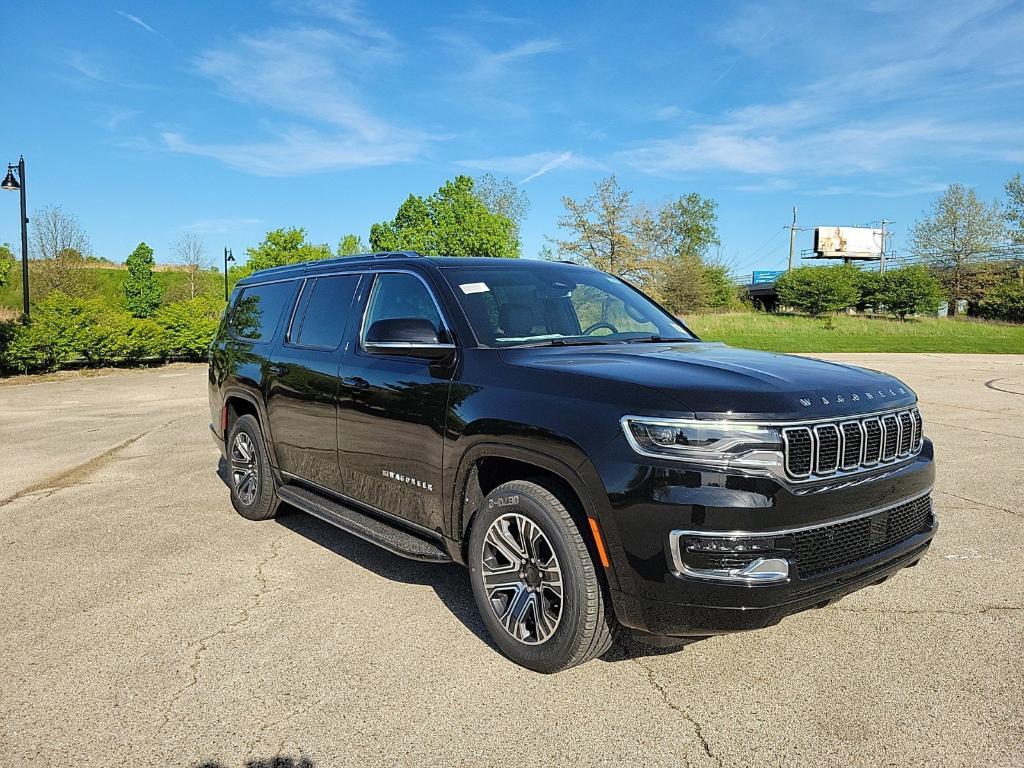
xmin=441 ymin=264 xmax=696 ymax=347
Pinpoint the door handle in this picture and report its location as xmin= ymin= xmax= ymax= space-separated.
xmin=341 ymin=376 xmax=369 ymax=390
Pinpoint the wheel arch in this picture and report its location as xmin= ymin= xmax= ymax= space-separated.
xmin=451 ymin=441 xmax=618 ymax=590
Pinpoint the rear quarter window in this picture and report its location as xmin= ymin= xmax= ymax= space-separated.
xmin=229 ymin=281 xmax=296 ymax=341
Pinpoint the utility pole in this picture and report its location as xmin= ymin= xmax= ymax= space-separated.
xmin=786 ymin=206 xmax=800 ymax=272
xmin=879 ymin=219 xmax=891 ymax=274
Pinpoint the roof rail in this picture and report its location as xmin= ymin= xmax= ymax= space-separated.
xmin=371 ymin=250 xmax=424 ymax=259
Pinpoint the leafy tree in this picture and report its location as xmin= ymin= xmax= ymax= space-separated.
xmin=473 ymin=174 xmax=530 ymax=256
xmin=337 ymin=234 xmax=367 ymax=256
xmin=553 ymin=175 xmax=648 ymax=283
xmin=910 ymin=184 xmax=1005 ymax=315
xmin=852 ymin=269 xmax=883 ymax=312
xmin=977 ymin=281 xmax=1024 ymax=323
xmin=123 ymin=242 xmax=163 ymax=317
xmin=875 ymin=265 xmax=944 ymax=320
xmin=0 ymin=243 xmax=14 ymax=290
xmin=657 ymin=254 xmax=737 ymax=314
xmin=242 ymin=228 xmax=332 ymax=277
xmin=776 ymin=265 xmax=860 ymax=317
xmin=370 ymin=176 xmax=519 ymax=258
xmin=1006 ymin=173 xmax=1024 ymax=244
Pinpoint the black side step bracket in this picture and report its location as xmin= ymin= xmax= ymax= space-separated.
xmin=277 ymin=484 xmax=452 ymax=563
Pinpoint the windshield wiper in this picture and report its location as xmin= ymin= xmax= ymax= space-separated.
xmin=511 ymin=338 xmax=617 ymax=348
xmin=623 ymin=335 xmax=697 ymax=344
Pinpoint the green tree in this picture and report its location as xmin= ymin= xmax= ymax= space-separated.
xmin=553 ymin=175 xmax=649 ymax=283
xmin=910 ymin=184 xmax=1005 ymax=315
xmin=977 ymin=281 xmax=1024 ymax=323
xmin=0 ymin=243 xmax=14 ymax=290
xmin=240 ymin=228 xmax=332 ymax=279
xmin=370 ymin=176 xmax=519 ymax=258
xmin=776 ymin=265 xmax=860 ymax=317
xmin=154 ymin=295 xmax=226 ymax=358
xmin=123 ymin=242 xmax=163 ymax=317
xmin=473 ymin=174 xmax=529 ymax=256
xmin=337 ymin=233 xmax=367 ymax=256
xmin=875 ymin=265 xmax=944 ymax=320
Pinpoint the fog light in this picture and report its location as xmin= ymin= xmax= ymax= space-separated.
xmin=684 ymin=536 xmax=775 ymax=553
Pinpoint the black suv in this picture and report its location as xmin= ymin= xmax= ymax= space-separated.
xmin=208 ymin=252 xmax=936 ymax=672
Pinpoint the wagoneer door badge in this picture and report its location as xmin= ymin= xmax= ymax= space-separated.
xmin=382 ymin=469 xmax=433 ymax=492
xmin=800 ymin=386 xmax=907 ymax=407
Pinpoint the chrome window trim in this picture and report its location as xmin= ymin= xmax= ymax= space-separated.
xmin=357 ymin=269 xmax=455 ymax=354
xmin=284 ymin=272 xmax=364 ymax=351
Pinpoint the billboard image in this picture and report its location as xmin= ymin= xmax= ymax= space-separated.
xmin=812 ymin=226 xmax=883 ymax=259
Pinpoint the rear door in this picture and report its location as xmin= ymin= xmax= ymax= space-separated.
xmin=265 ymin=272 xmax=363 ymax=492
xmin=334 ymin=270 xmax=455 ymax=533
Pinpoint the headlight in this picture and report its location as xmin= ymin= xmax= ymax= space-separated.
xmin=621 ymin=417 xmax=784 ymax=472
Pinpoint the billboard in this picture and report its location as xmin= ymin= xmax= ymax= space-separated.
xmin=752 ymin=270 xmax=785 ymax=284
xmin=812 ymin=226 xmax=883 ymax=259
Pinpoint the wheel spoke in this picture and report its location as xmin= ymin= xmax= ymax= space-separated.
xmin=480 ymin=511 xmax=564 ymax=646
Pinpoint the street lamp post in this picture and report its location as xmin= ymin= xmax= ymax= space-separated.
xmin=2 ymin=156 xmax=30 ymax=319
xmin=223 ymin=247 xmax=234 ymax=301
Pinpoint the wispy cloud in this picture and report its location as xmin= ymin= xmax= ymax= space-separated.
xmin=181 ymin=217 xmax=262 ymax=234
xmin=619 ymin=1 xmax=1024 ymax=181
xmin=164 ymin=20 xmax=427 ymax=175
xmin=116 ymin=10 xmax=157 ymax=34
xmin=457 ymin=150 xmax=601 ymax=184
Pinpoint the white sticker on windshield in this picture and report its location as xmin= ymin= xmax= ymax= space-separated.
xmin=460 ymin=282 xmax=490 ymax=294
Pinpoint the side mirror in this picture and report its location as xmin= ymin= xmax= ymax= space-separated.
xmin=364 ymin=318 xmax=456 ymax=359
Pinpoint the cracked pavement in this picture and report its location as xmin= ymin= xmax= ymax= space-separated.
xmin=1 ymin=354 xmax=1023 ymax=767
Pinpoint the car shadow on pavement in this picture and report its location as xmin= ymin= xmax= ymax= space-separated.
xmin=215 ymin=459 xmax=696 ymax=664
xmin=195 ymin=757 xmax=313 ymax=768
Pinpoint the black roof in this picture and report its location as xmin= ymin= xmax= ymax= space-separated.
xmin=235 ymin=251 xmax=593 ymax=286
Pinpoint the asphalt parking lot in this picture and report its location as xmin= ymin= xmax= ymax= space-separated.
xmin=1 ymin=354 xmax=1022 ymax=767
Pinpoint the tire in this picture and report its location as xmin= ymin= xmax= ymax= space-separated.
xmin=468 ymin=479 xmax=615 ymax=673
xmin=227 ymin=414 xmax=280 ymax=521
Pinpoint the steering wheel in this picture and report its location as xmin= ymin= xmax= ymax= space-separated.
xmin=581 ymin=321 xmax=619 ymax=336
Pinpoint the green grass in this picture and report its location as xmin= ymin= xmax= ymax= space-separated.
xmin=685 ymin=312 xmax=1024 ymax=353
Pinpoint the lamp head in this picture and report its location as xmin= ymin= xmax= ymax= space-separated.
xmin=1 ymin=167 xmax=19 ymax=192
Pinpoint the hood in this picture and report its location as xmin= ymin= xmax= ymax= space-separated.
xmin=498 ymin=342 xmax=916 ymax=421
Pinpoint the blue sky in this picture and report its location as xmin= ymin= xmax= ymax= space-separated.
xmin=2 ymin=0 xmax=1023 ymax=276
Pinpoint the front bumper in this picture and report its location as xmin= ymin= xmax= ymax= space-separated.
xmin=593 ymin=438 xmax=937 ymax=636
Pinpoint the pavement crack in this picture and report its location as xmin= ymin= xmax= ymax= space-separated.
xmin=158 ymin=534 xmax=287 ymax=733
xmin=244 ymin=695 xmax=324 ymax=762
xmin=633 ymin=658 xmax=721 ymax=768
xmin=0 ymin=415 xmax=188 ymax=509
xmin=935 ymin=489 xmax=1017 ymax=518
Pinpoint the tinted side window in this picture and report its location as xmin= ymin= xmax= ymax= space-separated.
xmin=293 ymin=275 xmax=360 ymax=349
xmin=230 ymin=282 xmax=295 ymax=341
xmin=362 ymin=273 xmax=443 ymax=338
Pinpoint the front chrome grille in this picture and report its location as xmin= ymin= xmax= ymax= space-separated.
xmin=783 ymin=407 xmax=923 ymax=481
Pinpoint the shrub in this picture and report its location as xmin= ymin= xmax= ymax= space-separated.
xmin=86 ymin=313 xmax=167 ymax=364
xmin=875 ymin=265 xmax=944 ymax=320
xmin=154 ymin=295 xmax=225 ymax=359
xmin=776 ymin=265 xmax=860 ymax=316
xmin=2 ymin=292 xmax=107 ymax=371
xmin=977 ymin=281 xmax=1024 ymax=323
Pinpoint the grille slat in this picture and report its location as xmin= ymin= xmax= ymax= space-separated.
xmin=840 ymin=422 xmax=862 ymax=469
xmin=783 ymin=408 xmax=922 ymax=480
xmin=790 ymin=494 xmax=933 ymax=578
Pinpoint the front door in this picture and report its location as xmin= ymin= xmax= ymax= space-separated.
xmin=335 ymin=270 xmax=455 ymax=533
xmin=265 ymin=273 xmax=362 ymax=492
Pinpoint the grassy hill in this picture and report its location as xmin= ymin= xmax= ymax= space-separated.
xmin=0 ymin=264 xmax=227 ymax=312
xmin=687 ymin=312 xmax=1024 ymax=353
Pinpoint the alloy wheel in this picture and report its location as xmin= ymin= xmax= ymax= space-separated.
xmin=480 ymin=513 xmax=564 ymax=645
xmin=230 ymin=431 xmax=259 ymax=506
